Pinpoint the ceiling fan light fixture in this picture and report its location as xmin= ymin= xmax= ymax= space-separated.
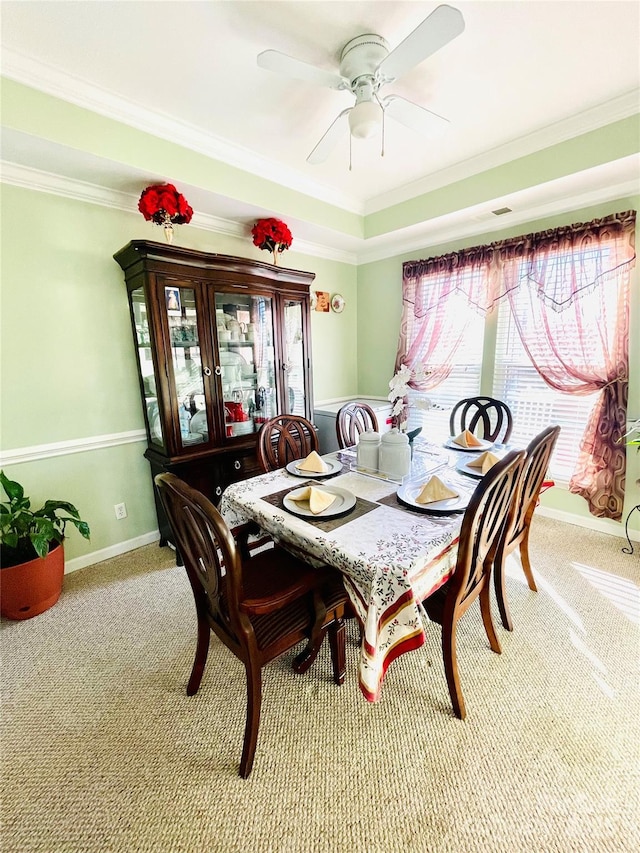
xmin=348 ymin=100 xmax=382 ymax=139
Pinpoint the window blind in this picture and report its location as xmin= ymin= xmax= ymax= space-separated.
xmin=407 ymin=310 xmax=485 ymax=441
xmin=492 ymin=302 xmax=598 ymax=483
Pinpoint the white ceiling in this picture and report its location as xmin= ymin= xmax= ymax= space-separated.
xmin=1 ymin=0 xmax=639 ymax=250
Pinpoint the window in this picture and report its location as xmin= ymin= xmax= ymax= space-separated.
xmin=406 ymin=305 xmax=485 ymax=441
xmin=398 ymin=211 xmax=633 ymax=519
xmin=493 ymin=302 xmax=597 ymax=482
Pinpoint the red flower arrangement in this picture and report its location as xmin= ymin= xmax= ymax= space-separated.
xmin=138 ymin=183 xmax=193 ymax=226
xmin=251 ymin=218 xmax=293 ymax=263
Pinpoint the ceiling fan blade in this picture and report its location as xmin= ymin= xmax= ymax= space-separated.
xmin=377 ymin=4 xmax=465 ymax=82
xmin=257 ymin=50 xmax=347 ymax=90
xmin=307 ymin=109 xmax=351 ymax=165
xmin=383 ymin=95 xmax=449 ymax=137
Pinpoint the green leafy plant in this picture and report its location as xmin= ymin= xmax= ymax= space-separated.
xmin=0 ymin=470 xmax=90 ymax=568
xmin=623 ymin=418 xmax=640 ymax=448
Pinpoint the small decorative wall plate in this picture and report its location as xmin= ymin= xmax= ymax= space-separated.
xmin=331 ymin=293 xmax=345 ymax=313
xmin=310 ymin=291 xmax=318 ymax=311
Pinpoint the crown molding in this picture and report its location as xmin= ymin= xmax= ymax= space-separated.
xmin=3 ymin=49 xmax=638 ymax=223
xmin=3 ymin=157 xmax=636 ymax=267
xmin=1 ymin=159 xmax=135 ymax=210
xmin=1 ymin=47 xmax=363 ymax=216
xmin=356 ymin=172 xmax=640 ymax=264
xmin=0 ymin=160 xmax=359 ymax=265
xmin=365 ymin=90 xmax=640 ymax=214
xmin=3 ymin=155 xmax=636 ymax=267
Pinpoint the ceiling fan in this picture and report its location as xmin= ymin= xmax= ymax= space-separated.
xmin=257 ymin=4 xmax=465 ymax=165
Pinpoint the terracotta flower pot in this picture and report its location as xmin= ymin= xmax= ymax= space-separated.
xmin=0 ymin=542 xmax=65 ymax=620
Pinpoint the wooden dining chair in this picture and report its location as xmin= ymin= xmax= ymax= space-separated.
xmin=449 ymin=396 xmax=514 ymax=444
xmin=154 ymin=472 xmax=347 ymax=778
xmin=256 ymin=414 xmax=319 ymax=472
xmin=493 ymin=425 xmax=561 ymax=631
xmin=422 ymin=449 xmax=526 ymax=720
xmin=336 ymin=402 xmax=379 ymax=449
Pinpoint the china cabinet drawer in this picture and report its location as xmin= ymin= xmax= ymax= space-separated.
xmin=219 ymin=451 xmax=262 ymax=486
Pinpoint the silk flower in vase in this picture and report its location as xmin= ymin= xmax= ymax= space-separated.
xmin=138 ymin=183 xmax=194 ymax=242
xmin=251 ymin=218 xmax=293 ymax=264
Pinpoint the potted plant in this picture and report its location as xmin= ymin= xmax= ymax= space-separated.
xmin=0 ymin=471 xmax=90 ymax=620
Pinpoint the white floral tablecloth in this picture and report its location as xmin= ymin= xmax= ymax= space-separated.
xmin=220 ymin=446 xmax=476 ymax=702
xmin=220 ymin=448 xmax=475 ymax=702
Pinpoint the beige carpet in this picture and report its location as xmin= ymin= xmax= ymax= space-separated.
xmin=2 ymin=517 xmax=639 ymax=853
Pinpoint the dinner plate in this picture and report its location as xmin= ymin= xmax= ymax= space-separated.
xmin=444 ymin=436 xmax=494 ymax=453
xmin=285 ymin=457 xmax=342 ymax=478
xmin=283 ymin=485 xmax=356 ymax=519
xmin=189 ymin=410 xmax=207 ymax=435
xmin=396 ymin=479 xmax=471 ymax=515
xmin=456 ymin=456 xmax=503 ymax=480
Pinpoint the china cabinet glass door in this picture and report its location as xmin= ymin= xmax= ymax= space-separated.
xmin=215 ymin=292 xmax=276 ymax=438
xmin=164 ymin=284 xmax=209 ymax=450
xmin=282 ymin=298 xmax=307 ymax=415
xmin=131 ymin=287 xmax=163 ymax=446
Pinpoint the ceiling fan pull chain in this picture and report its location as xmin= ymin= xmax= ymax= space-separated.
xmin=381 ymin=107 xmax=385 ymax=158
xmin=349 ymin=132 xmax=353 ymax=171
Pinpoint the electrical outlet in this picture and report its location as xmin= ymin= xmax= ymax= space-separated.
xmin=114 ymin=502 xmax=127 ymax=520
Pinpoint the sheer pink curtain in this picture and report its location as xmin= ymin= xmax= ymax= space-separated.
xmin=497 ymin=211 xmax=635 ymax=519
xmin=397 ymin=210 xmax=635 ymax=520
xmin=398 ymin=247 xmax=496 ymax=390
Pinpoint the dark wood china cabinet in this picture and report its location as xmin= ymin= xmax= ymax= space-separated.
xmin=114 ymin=240 xmax=315 ymax=547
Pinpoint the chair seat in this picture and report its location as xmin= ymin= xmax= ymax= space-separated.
xmin=241 ymin=547 xmax=346 ymax=649
xmin=240 ymin=546 xmax=337 ymax=615
xmin=249 ymin=593 xmax=318 ymax=651
xmin=250 ymin=574 xmax=346 ymax=652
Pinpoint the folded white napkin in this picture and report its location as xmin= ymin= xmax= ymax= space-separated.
xmin=289 ymin=486 xmax=336 ymax=514
xmin=452 ymin=429 xmax=483 ymax=448
xmin=296 ymin=450 xmax=330 ymax=474
xmin=468 ymin=450 xmax=500 ymax=474
xmin=415 ymin=476 xmax=459 ymax=505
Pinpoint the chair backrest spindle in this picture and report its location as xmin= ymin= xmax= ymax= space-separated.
xmin=336 ymin=402 xmax=379 ymax=449
xmin=257 ymin=415 xmax=319 ymax=472
xmin=449 ymin=396 xmax=513 ymax=444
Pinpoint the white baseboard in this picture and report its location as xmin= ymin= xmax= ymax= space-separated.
xmin=64 ymin=530 xmax=161 ymax=574
xmin=536 ymin=505 xmax=639 ymax=542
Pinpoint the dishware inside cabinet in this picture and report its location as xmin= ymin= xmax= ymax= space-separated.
xmin=114 ymin=241 xmax=316 ymax=554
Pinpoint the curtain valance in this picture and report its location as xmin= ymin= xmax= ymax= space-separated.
xmin=403 ymin=210 xmax=636 ymax=314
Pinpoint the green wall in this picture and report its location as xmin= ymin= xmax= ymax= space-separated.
xmin=0 ymin=183 xmax=357 ymax=566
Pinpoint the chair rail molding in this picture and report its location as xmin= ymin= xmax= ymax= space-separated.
xmin=0 ymin=429 xmax=147 ymax=466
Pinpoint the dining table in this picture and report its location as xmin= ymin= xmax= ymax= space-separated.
xmin=219 ymin=439 xmax=487 ymax=702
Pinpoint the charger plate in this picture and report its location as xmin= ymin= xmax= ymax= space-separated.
xmin=397 ymin=479 xmax=470 ymax=515
xmin=283 ymin=485 xmax=355 ymax=519
xmin=286 ymin=457 xmax=342 ymax=478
